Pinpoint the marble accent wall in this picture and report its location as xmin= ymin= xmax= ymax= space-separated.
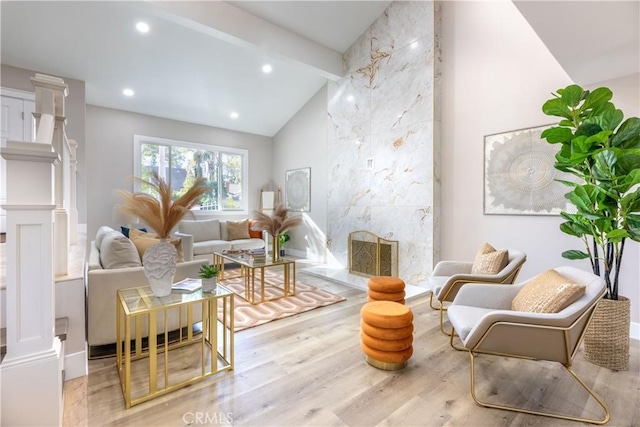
xmin=327 ymin=1 xmax=441 ymax=285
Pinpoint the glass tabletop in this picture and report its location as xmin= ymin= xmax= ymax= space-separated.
xmin=214 ymin=251 xmax=293 ymax=268
xmin=118 ymin=284 xmax=233 ymax=315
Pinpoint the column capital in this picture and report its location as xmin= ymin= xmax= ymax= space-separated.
xmin=30 ymin=73 xmax=68 ymax=96
xmin=1 ymin=141 xmax=60 ymax=164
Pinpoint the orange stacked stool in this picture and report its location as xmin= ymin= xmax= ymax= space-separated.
xmin=368 ymin=276 xmax=406 ymax=304
xmin=360 ymin=301 xmax=413 ymax=370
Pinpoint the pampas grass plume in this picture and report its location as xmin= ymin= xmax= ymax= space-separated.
xmin=251 ymin=205 xmax=302 ymax=236
xmin=117 ymin=172 xmax=209 ymax=239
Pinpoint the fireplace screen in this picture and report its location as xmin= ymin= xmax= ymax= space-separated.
xmin=348 ymin=231 xmax=398 ymax=277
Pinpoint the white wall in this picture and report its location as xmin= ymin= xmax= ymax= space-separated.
xmin=85 ymin=105 xmax=273 ymax=240
xmin=440 ymin=0 xmax=639 ymax=327
xmin=586 ymin=73 xmax=639 ymax=117
xmin=272 ymin=85 xmax=328 ymax=261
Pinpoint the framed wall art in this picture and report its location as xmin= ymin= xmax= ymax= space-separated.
xmin=285 ymin=167 xmax=311 ymax=212
xmin=484 ymin=124 xmax=575 ymax=215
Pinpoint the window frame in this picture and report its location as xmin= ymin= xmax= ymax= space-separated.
xmin=133 ymin=134 xmax=249 ymax=216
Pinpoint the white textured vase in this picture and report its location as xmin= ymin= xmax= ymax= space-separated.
xmin=142 ymin=239 xmax=177 ymax=297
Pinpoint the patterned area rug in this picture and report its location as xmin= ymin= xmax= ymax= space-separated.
xmin=218 ymin=271 xmax=346 ymax=332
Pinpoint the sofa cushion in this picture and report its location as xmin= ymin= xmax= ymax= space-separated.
xmin=99 ymin=231 xmax=142 ymax=269
xmin=179 ymin=219 xmax=220 ymax=243
xmin=227 ymin=219 xmax=250 ymax=240
xmin=193 ymin=240 xmax=232 ymax=255
xmin=129 ymin=228 xmax=184 ymax=262
xmin=95 ymin=225 xmax=116 ymax=249
xmin=512 ymin=270 xmax=586 ymax=313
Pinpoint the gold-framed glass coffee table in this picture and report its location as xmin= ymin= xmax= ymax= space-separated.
xmin=214 ymin=251 xmax=296 ymax=304
xmin=116 ymin=284 xmax=234 ymax=408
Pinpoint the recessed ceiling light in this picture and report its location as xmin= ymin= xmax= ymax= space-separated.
xmin=346 ymin=95 xmax=355 ymax=102
xmin=230 ymin=112 xmax=239 ymax=119
xmin=262 ymin=64 xmax=272 ymax=74
xmin=136 ymin=22 xmax=150 ymax=33
xmin=123 ymin=88 xmax=135 ymax=97
xmin=410 ymin=41 xmax=419 ymax=49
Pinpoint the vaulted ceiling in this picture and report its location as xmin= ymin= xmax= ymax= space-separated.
xmin=514 ymin=0 xmax=639 ymax=85
xmin=1 ymin=1 xmax=637 ymax=137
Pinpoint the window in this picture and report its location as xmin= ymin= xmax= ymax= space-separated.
xmin=133 ymin=135 xmax=248 ymax=213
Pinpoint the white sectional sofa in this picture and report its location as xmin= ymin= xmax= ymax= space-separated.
xmin=175 ymin=218 xmax=265 ymax=263
xmin=86 ymin=226 xmax=206 ymax=356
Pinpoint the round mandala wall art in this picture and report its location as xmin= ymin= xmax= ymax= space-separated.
xmin=484 ymin=125 xmax=575 ymax=215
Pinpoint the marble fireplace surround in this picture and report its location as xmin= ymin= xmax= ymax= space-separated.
xmin=326 ymin=1 xmax=441 ymax=286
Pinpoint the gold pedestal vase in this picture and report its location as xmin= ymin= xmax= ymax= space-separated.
xmin=142 ymin=239 xmax=178 ymax=297
xmin=271 ymin=233 xmax=281 ymax=262
xmin=583 ymin=296 xmax=630 ymax=371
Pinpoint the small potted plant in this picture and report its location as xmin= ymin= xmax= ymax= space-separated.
xmin=199 ymin=264 xmax=220 ymax=293
xmin=279 ymin=231 xmax=290 ymax=256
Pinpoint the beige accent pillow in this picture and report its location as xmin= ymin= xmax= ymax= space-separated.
xmin=227 ymin=219 xmax=250 ymax=240
xmin=178 ymin=219 xmax=220 ymax=243
xmin=512 ymin=270 xmax=586 ymax=313
xmin=95 ymin=225 xmax=116 ymax=249
xmin=471 ymin=243 xmax=508 ymax=275
xmin=129 ymin=228 xmax=184 ymax=263
xmin=99 ymin=231 xmax=142 ymax=269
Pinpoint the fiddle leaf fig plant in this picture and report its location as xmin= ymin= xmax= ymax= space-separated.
xmin=541 ymin=84 xmax=640 ymax=300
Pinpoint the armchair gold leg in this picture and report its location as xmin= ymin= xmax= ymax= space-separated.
xmin=439 ymin=306 xmax=453 ymax=336
xmin=468 ymin=351 xmax=610 ymax=425
xmin=429 ymin=293 xmax=439 ymax=310
xmin=448 ymin=328 xmax=465 ymax=351
xmin=430 ymin=294 xmax=454 ymax=336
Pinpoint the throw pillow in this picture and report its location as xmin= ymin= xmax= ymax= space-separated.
xmin=471 ymin=243 xmax=508 ymax=275
xmin=512 ymin=270 xmax=586 ymax=313
xmin=129 ymin=228 xmax=184 ymax=263
xmin=178 ymin=219 xmax=220 ymax=243
xmin=472 ymin=250 xmax=509 ymax=275
xmin=95 ymin=225 xmax=116 ymax=248
xmin=99 ymin=231 xmax=143 ymax=269
xmin=248 ymin=220 xmax=263 ymax=239
xmin=121 ymin=226 xmax=148 ymax=238
xmin=471 ymin=242 xmax=495 ymax=270
xmin=227 ymin=219 xmax=251 ymax=240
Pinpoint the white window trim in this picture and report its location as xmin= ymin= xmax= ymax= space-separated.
xmin=133 ymin=134 xmax=249 ymax=216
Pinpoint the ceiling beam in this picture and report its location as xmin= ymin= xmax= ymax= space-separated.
xmin=143 ymin=0 xmax=344 ymax=81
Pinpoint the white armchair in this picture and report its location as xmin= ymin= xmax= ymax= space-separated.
xmin=447 ymin=266 xmax=609 ymax=424
xmin=427 ymin=248 xmax=526 ymax=334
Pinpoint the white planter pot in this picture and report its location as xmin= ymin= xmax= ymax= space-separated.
xmin=202 ymin=277 xmax=217 ymax=293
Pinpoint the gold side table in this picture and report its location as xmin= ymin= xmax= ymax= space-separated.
xmin=214 ymin=251 xmax=296 ymax=304
xmin=116 ymin=284 xmax=234 ymax=408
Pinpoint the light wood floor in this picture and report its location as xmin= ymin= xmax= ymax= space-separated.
xmin=63 ymin=272 xmax=639 ymax=426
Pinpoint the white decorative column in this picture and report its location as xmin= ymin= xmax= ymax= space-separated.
xmin=31 ymin=74 xmax=69 ymax=276
xmin=0 ymin=141 xmax=63 ymax=427
xmin=68 ymin=138 xmax=78 ymax=244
